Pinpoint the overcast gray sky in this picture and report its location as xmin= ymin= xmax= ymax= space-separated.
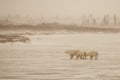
xmin=0 ymin=0 xmax=120 ymax=18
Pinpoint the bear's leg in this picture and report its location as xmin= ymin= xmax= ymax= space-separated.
xmin=70 ymin=55 xmax=74 ymax=59
xmin=83 ymin=56 xmax=86 ymax=60
xmin=90 ymin=56 xmax=93 ymax=60
xmin=83 ymin=55 xmax=87 ymax=60
xmin=80 ymin=56 xmax=82 ymax=59
xmin=84 ymin=55 xmax=87 ymax=60
xmin=76 ymin=55 xmax=79 ymax=59
xmin=95 ymin=56 xmax=98 ymax=60
xmin=82 ymin=56 xmax=85 ymax=60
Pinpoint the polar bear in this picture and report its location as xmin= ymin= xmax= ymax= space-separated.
xmin=87 ymin=51 xmax=98 ymax=60
xmin=65 ymin=50 xmax=80 ymax=59
xmin=76 ymin=51 xmax=87 ymax=60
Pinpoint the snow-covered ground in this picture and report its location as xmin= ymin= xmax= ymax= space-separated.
xmin=0 ymin=33 xmax=120 ymax=80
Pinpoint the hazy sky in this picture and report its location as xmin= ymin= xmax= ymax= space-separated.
xmin=0 ymin=0 xmax=120 ymax=18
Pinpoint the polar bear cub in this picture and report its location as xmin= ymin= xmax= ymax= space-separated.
xmin=87 ymin=51 xmax=98 ymax=60
xmin=65 ymin=50 xmax=80 ymax=59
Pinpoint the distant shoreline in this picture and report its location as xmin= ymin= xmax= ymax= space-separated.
xmin=0 ymin=23 xmax=120 ymax=33
xmin=0 ymin=34 xmax=30 ymax=43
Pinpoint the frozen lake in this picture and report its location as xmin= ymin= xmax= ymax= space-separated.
xmin=0 ymin=33 xmax=120 ymax=80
